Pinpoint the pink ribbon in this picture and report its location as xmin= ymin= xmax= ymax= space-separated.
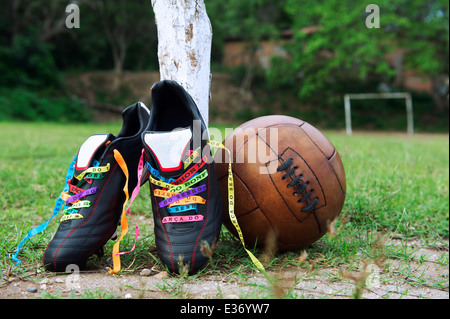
xmin=162 ymin=214 xmax=204 ymax=224
xmin=116 ymin=149 xmax=144 ymax=256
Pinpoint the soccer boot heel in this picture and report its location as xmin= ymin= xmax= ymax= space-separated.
xmin=143 ymin=80 xmax=223 ymax=275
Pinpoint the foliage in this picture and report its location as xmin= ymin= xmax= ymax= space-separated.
xmin=0 ymin=35 xmax=61 ymax=90
xmin=0 ymin=0 xmax=157 ymax=122
xmin=273 ymin=0 xmax=449 ymax=104
xmin=207 ymin=0 xmax=287 ymax=41
xmin=207 ymin=0 xmax=291 ymax=89
xmin=0 ymin=88 xmax=91 ymax=122
xmin=0 ymin=0 xmax=448 ymax=123
xmin=89 ymin=0 xmax=158 ymax=73
xmin=393 ymin=0 xmax=449 ymax=76
xmin=0 ymin=0 xmax=159 ymax=74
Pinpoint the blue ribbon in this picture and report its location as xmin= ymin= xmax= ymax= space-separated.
xmin=167 ymin=204 xmax=197 ymax=214
xmin=146 ymin=162 xmax=175 ymax=183
xmin=11 ymin=155 xmax=77 ymax=265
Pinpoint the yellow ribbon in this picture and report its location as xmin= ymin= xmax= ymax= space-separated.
xmin=73 ymin=163 xmax=110 ymax=181
xmin=168 ymin=195 xmax=206 ymax=207
xmin=60 ymin=213 xmax=83 ymax=222
xmin=148 ymin=140 xmax=265 ymax=272
xmin=207 ymin=141 xmax=265 ymax=272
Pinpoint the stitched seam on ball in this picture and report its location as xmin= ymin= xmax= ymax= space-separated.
xmin=267 ymin=148 xmax=319 ymax=223
xmin=230 ymin=170 xmax=275 ymax=231
xmin=279 ymin=147 xmax=326 ymax=210
xmin=328 ymin=149 xmax=346 ymax=195
xmin=266 ymin=161 xmax=311 ymax=223
xmin=278 ymin=149 xmax=323 ymax=232
xmin=299 ymin=125 xmax=334 ymax=160
xmin=270 ymin=159 xmax=322 ymax=233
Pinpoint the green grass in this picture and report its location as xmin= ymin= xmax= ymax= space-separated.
xmin=0 ymin=121 xmax=448 ymax=298
xmin=332 ymin=131 xmax=449 ymax=238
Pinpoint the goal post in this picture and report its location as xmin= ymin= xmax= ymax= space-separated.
xmin=344 ymin=92 xmax=414 ymax=136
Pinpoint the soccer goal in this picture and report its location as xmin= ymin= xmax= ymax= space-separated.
xmin=344 ymin=92 xmax=414 ymax=135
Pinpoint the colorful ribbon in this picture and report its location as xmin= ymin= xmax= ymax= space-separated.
xmin=12 ymin=155 xmax=77 ymax=265
xmin=109 ymin=149 xmax=144 ymax=273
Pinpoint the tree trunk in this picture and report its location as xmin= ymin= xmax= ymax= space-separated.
xmin=96 ymin=0 xmax=128 ymax=76
xmin=240 ymin=43 xmax=258 ymax=93
xmin=151 ymin=0 xmax=212 ymax=126
xmin=431 ymin=75 xmax=449 ymax=112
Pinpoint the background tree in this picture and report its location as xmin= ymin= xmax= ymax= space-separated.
xmin=3 ymin=0 xmax=73 ymax=44
xmin=207 ymin=0 xmax=290 ymax=92
xmin=0 ymin=0 xmax=448 ymax=126
xmin=93 ymin=0 xmax=156 ymax=75
xmin=151 ymin=0 xmax=212 ymax=124
xmin=277 ymin=0 xmax=448 ymax=110
xmin=390 ymin=0 xmax=449 ymax=111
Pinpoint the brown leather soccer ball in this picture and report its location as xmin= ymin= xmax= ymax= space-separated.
xmin=214 ymin=115 xmax=346 ymax=251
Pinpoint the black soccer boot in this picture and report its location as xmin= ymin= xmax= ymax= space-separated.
xmin=142 ymin=80 xmax=222 ymax=275
xmin=43 ymin=102 xmax=150 ymax=272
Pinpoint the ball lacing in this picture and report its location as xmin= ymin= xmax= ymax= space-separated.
xmin=277 ymin=157 xmax=318 ymax=212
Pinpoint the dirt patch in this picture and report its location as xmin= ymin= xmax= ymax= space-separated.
xmin=64 ymin=71 xmax=269 ymax=125
xmin=1 ymin=239 xmax=448 ymax=299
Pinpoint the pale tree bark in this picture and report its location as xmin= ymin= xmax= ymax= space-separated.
xmin=151 ymin=0 xmax=212 ymax=126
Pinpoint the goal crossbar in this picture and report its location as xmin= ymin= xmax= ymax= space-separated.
xmin=344 ymin=92 xmax=414 ymax=136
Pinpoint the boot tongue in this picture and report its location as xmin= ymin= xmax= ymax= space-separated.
xmin=74 ymin=133 xmax=113 ymax=174
xmin=143 ymin=128 xmax=192 ymax=176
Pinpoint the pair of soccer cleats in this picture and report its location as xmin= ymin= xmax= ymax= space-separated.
xmin=13 ymin=80 xmax=222 ymax=275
